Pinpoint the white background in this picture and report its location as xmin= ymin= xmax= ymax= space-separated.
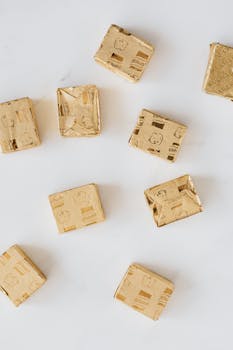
xmin=0 ymin=0 xmax=232 ymax=349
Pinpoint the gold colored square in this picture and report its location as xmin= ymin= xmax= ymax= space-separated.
xmin=0 ymin=97 xmax=41 ymax=153
xmin=57 ymin=85 xmax=101 ymax=137
xmin=49 ymin=183 xmax=105 ymax=233
xmin=144 ymin=175 xmax=203 ymax=227
xmin=94 ymin=24 xmax=154 ymax=82
xmin=203 ymin=43 xmax=233 ymax=100
xmin=129 ymin=109 xmax=187 ymax=162
xmin=115 ymin=264 xmax=174 ymax=320
xmin=0 ymin=245 xmax=46 ymax=306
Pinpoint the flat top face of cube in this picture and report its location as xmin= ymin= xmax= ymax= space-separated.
xmin=0 ymin=245 xmax=46 ymax=306
xmin=94 ymin=24 xmax=154 ymax=82
xmin=57 ymin=85 xmax=100 ymax=137
xmin=115 ymin=264 xmax=174 ymax=320
xmin=203 ymin=43 xmax=233 ymax=99
xmin=145 ymin=175 xmax=203 ymax=227
xmin=49 ymin=183 xmax=105 ymax=233
xmin=0 ymin=97 xmax=40 ymax=153
xmin=129 ymin=109 xmax=187 ymax=162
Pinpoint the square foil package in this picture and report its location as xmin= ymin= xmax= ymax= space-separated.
xmin=57 ymin=85 xmax=100 ymax=137
xmin=129 ymin=109 xmax=187 ymax=162
xmin=144 ymin=175 xmax=203 ymax=227
xmin=94 ymin=24 xmax=154 ymax=82
xmin=49 ymin=183 xmax=105 ymax=233
xmin=0 ymin=97 xmax=40 ymax=153
xmin=203 ymin=43 xmax=233 ymax=100
xmin=0 ymin=245 xmax=46 ymax=306
xmin=115 ymin=264 xmax=174 ymax=320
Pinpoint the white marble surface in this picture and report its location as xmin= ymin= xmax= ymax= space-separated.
xmin=0 ymin=0 xmax=233 ymax=349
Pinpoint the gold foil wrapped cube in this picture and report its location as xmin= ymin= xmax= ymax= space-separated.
xmin=49 ymin=183 xmax=105 ymax=233
xmin=203 ymin=43 xmax=233 ymax=100
xmin=94 ymin=24 xmax=154 ymax=82
xmin=129 ymin=109 xmax=187 ymax=162
xmin=0 ymin=97 xmax=40 ymax=153
xmin=145 ymin=175 xmax=203 ymax=227
xmin=57 ymin=85 xmax=100 ymax=137
xmin=115 ymin=264 xmax=174 ymax=320
xmin=0 ymin=245 xmax=46 ymax=306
